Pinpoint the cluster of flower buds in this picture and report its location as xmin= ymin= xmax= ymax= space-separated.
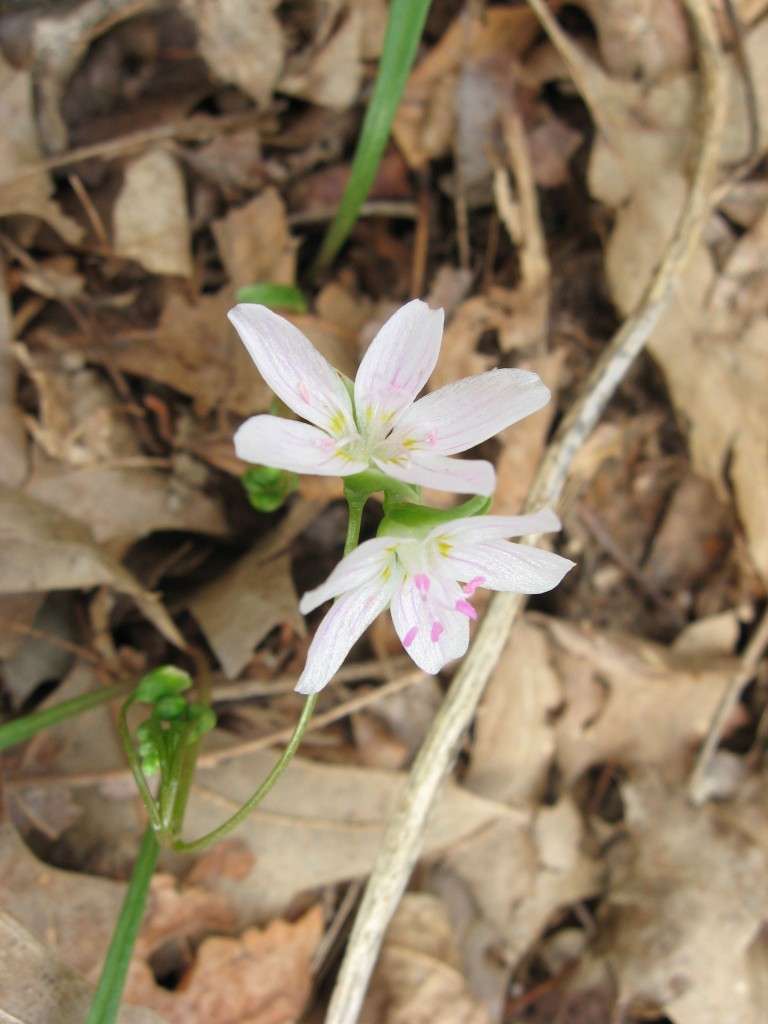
xmin=231 ymin=300 xmax=575 ymax=693
xmin=133 ymin=666 xmax=216 ymax=778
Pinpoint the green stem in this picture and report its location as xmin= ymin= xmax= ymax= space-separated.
xmin=172 ymin=692 xmax=319 ymax=853
xmin=119 ymin=696 xmax=162 ymax=832
xmin=312 ymin=0 xmax=433 ymax=273
xmin=0 ymin=681 xmax=132 ymax=752
xmin=86 ymin=825 xmax=159 ymax=1024
xmin=343 ymin=489 xmax=367 ymax=556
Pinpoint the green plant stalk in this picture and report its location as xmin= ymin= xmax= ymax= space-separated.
xmin=119 ymin=695 xmax=162 ymax=832
xmin=0 ymin=681 xmax=132 ymax=752
xmin=172 ymin=691 xmax=319 ymax=853
xmin=312 ymin=0 xmax=432 ymax=272
xmin=85 ymin=825 xmax=160 ymax=1024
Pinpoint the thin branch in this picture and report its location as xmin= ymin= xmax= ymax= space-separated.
xmin=324 ymin=2 xmax=727 ymax=1021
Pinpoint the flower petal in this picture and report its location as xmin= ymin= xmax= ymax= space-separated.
xmin=431 ymin=509 xmax=563 ymax=545
xmin=229 ymin=304 xmax=356 ymax=435
xmin=395 ymin=368 xmax=550 ymax=455
xmin=235 ymin=415 xmax=367 ymax=476
xmin=373 ymin=451 xmax=495 ymax=495
xmin=441 ymin=538 xmax=575 ymax=594
xmin=354 ymin=300 xmax=443 ymax=427
xmin=390 ymin=573 xmax=470 ymax=674
xmin=299 ymin=537 xmax=400 ymax=614
xmin=295 ymin=577 xmax=396 ymax=694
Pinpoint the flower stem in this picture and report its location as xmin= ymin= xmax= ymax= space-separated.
xmin=0 ymin=681 xmax=132 ymax=752
xmin=171 ymin=692 xmax=318 ymax=853
xmin=86 ymin=825 xmax=159 ymax=1024
xmin=343 ymin=489 xmax=367 ymax=556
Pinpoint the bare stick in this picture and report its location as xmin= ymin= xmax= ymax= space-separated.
xmin=324 ymin=3 xmax=727 ymax=1022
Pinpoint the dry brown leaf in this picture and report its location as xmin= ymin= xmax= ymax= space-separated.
xmin=182 ymin=749 xmax=506 ymax=921
xmin=580 ymin=0 xmax=692 ymax=81
xmin=466 ymin=617 xmax=562 ymax=807
xmin=0 ymin=268 xmax=28 ymax=488
xmin=393 ymin=7 xmax=540 ymax=169
xmin=26 ymin=460 xmax=228 ymax=548
xmin=279 ymin=7 xmax=364 ymax=110
xmin=493 ymin=350 xmax=562 ymax=516
xmin=0 ymin=486 xmax=183 ymax=646
xmin=540 ymin=616 xmax=738 ymax=784
xmin=182 ymin=0 xmax=284 ymax=107
xmin=580 ymin=17 xmax=768 ymax=578
xmin=360 ymin=893 xmax=489 ymax=1024
xmin=0 ymin=913 xmax=163 ymax=1024
xmin=112 ymin=148 xmax=193 ymax=278
xmin=211 ymin=188 xmax=296 ymax=291
xmin=434 ymin=796 xmax=600 ymax=1011
xmin=0 ymin=54 xmax=82 ymax=243
xmin=108 ymin=290 xmax=269 ymax=417
xmin=595 ymin=774 xmax=768 ymax=1024
xmin=129 ymin=905 xmax=322 ymax=1024
xmin=189 ymin=551 xmax=304 ymax=680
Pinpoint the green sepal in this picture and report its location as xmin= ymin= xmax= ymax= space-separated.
xmin=135 ymin=666 xmax=193 ymax=704
xmin=379 ymin=494 xmax=491 ymax=537
xmin=185 ymin=703 xmax=217 ymax=742
xmin=343 ymin=471 xmax=420 ymax=503
xmin=241 ymin=465 xmax=299 ymax=513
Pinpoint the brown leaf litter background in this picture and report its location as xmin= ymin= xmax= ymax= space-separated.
xmin=1 ymin=1 xmax=767 ymax=1022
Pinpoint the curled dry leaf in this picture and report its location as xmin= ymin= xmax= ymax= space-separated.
xmin=0 ymin=486 xmax=183 ymax=647
xmin=595 ymin=774 xmax=768 ymax=1024
xmin=182 ymin=749 xmax=506 ymax=922
xmin=211 ymin=187 xmax=296 ymax=291
xmin=580 ymin=0 xmax=692 ymax=81
xmin=181 ymin=0 xmax=284 ymax=107
xmin=360 ymin=893 xmax=489 ymax=1024
xmin=112 ymin=147 xmax=193 ymax=277
xmin=0 ymin=55 xmax=82 ymax=243
xmin=279 ymin=6 xmax=364 ymax=110
xmin=187 ymin=496 xmax=314 ymax=679
xmin=583 ymin=15 xmax=768 ymax=578
xmin=128 ymin=905 xmax=323 ymax=1024
xmin=0 ymin=913 xmax=163 ymax=1024
xmin=541 ymin=615 xmax=739 ymax=785
xmin=392 ymin=7 xmax=540 ymax=169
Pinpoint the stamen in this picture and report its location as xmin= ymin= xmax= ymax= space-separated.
xmin=455 ymin=599 xmax=477 ymax=621
xmin=414 ymin=574 xmax=430 ymax=596
xmin=403 ymin=626 xmax=418 ymax=648
xmin=462 ymin=576 xmax=486 ymax=597
xmin=431 ymin=621 xmax=444 ymax=642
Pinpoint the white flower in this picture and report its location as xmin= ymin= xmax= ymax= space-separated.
xmin=230 ymin=299 xmax=550 ymax=496
xmin=294 ymin=508 xmax=575 ymax=694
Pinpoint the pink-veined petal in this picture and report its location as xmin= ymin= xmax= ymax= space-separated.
xmin=390 ymin=573 xmax=470 ymax=674
xmin=429 ymin=509 xmax=563 ymax=546
xmin=229 ymin=304 xmax=356 ymax=435
xmin=354 ymin=300 xmax=443 ymax=427
xmin=235 ymin=415 xmax=367 ymax=476
xmin=295 ymin=577 xmax=396 ymax=694
xmin=373 ymin=451 xmax=495 ymax=496
xmin=441 ymin=538 xmax=575 ymax=594
xmin=299 ymin=537 xmax=401 ymax=614
xmin=395 ymin=368 xmax=550 ymax=455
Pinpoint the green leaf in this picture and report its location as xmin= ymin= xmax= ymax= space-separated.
xmin=234 ymin=283 xmax=308 ymax=312
xmin=312 ymin=0 xmax=433 ymax=271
